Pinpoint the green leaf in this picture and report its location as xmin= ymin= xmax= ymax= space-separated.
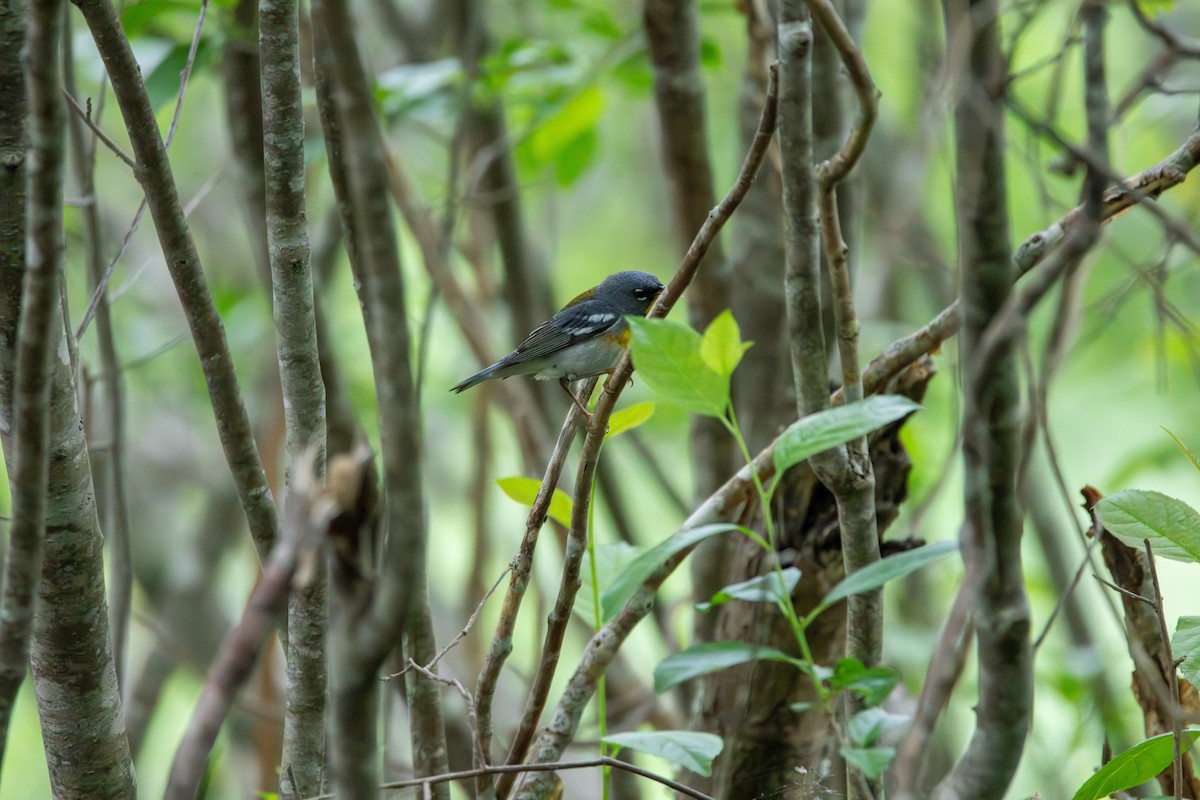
xmin=1163 ymin=428 xmax=1200 ymax=473
xmin=495 ymin=477 xmax=574 ymax=529
xmin=699 ymin=310 xmax=752 ymax=378
xmin=600 ymin=523 xmax=741 ymax=620
xmin=654 ymin=641 xmax=797 ymax=693
xmin=602 ymin=731 xmax=723 ymax=777
xmin=817 ymin=541 xmax=959 ymax=613
xmin=773 ymin=395 xmax=922 ymax=477
xmin=696 ymin=567 xmax=801 ymax=612
xmin=578 ymin=543 xmax=641 ymax=623
xmin=526 ymin=86 xmax=606 ymax=187
xmin=627 ymin=317 xmax=729 ymax=418
xmin=826 ymin=659 xmax=900 ymax=708
xmin=376 ymin=59 xmax=463 ymax=117
xmin=1096 ymin=489 xmax=1200 ymax=564
xmin=606 ymin=402 xmax=656 ymax=439
xmin=1173 ymin=616 xmax=1200 ymax=687
xmin=1072 ymin=730 xmax=1200 ymax=800
xmin=847 ymin=708 xmax=909 ymax=747
xmin=840 ymin=746 xmax=895 ymax=780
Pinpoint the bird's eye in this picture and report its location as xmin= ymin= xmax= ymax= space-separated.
xmin=634 ymin=288 xmax=649 ymax=300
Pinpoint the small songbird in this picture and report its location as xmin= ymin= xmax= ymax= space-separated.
xmin=452 ymin=270 xmax=665 ymax=415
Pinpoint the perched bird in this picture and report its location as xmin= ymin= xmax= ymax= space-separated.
xmin=452 ymin=270 xmax=665 ymax=416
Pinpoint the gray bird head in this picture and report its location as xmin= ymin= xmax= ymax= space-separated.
xmin=599 ymin=270 xmax=665 ymax=315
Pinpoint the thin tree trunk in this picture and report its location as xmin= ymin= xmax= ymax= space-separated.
xmin=260 ymin=0 xmax=327 ymax=791
xmin=0 ymin=1 xmax=137 ymax=790
xmin=932 ymin=0 xmax=1031 ymax=796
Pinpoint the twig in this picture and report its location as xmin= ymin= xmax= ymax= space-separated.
xmin=404 ymin=658 xmax=488 ymax=776
xmin=163 ymin=0 xmax=209 ymax=148
xmin=301 ymin=756 xmax=715 ymax=800
xmin=61 ymin=89 xmax=136 ymax=170
xmin=386 ymin=566 xmax=508 ymax=681
xmin=893 ymin=579 xmax=975 ymax=798
xmin=1032 ymin=527 xmax=1100 ymax=650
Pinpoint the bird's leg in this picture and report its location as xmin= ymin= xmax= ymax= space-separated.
xmin=559 ymin=378 xmax=592 ymax=419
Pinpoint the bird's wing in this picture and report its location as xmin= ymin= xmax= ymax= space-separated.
xmin=508 ymin=300 xmax=623 ymax=363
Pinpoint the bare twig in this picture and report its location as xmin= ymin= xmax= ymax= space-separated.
xmin=302 ymin=756 xmax=716 ymax=800
xmin=893 ymin=580 xmax=975 ymax=798
xmin=387 ymin=566 xmax=508 ymax=681
xmin=61 ymin=89 xmax=136 ymax=170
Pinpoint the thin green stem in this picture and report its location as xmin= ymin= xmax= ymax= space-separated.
xmin=721 ymin=406 xmax=828 ymax=704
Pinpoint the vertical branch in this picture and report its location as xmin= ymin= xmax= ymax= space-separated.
xmin=778 ymin=3 xmax=827 ymax=417
xmin=222 ymin=0 xmax=270 ymax=282
xmin=0 ymin=0 xmax=29 ymax=758
xmin=0 ymin=0 xmax=135 ymax=791
xmin=311 ymin=0 xmax=448 ymax=794
xmin=0 ymin=0 xmax=49 ymax=757
xmin=259 ymin=0 xmax=326 ymax=792
xmin=806 ymin=0 xmax=882 ymax=689
xmin=933 ymin=0 xmax=1031 ymax=797
xmin=72 ymin=0 xmax=281 ymax=562
xmin=62 ymin=7 xmax=134 ymax=695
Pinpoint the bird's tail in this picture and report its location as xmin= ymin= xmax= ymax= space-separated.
xmin=451 ymin=364 xmax=499 ymax=393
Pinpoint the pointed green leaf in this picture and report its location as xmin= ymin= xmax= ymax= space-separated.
xmin=826 ymin=659 xmax=901 ymax=708
xmin=840 ymin=746 xmax=895 ymax=780
xmin=847 ymin=708 xmax=910 ymax=747
xmin=602 ymin=731 xmax=723 ymax=777
xmin=1173 ymin=616 xmax=1200 ymax=687
xmin=606 ymin=401 xmax=656 ymax=439
xmin=495 ymin=477 xmax=573 ymax=529
xmin=699 ymin=310 xmax=753 ymax=378
xmin=773 ymin=395 xmax=922 ymax=477
xmin=1096 ymin=489 xmax=1200 ymax=564
xmin=600 ymin=523 xmax=741 ymax=620
xmin=1163 ymin=428 xmax=1200 ymax=473
xmin=1072 ymin=730 xmax=1200 ymax=800
xmin=627 ymin=316 xmax=729 ymax=418
xmin=696 ymin=567 xmax=801 ymax=612
xmin=654 ymin=641 xmax=797 ymax=693
xmin=578 ymin=543 xmax=641 ymax=623
xmin=817 ymin=541 xmax=959 ymax=613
